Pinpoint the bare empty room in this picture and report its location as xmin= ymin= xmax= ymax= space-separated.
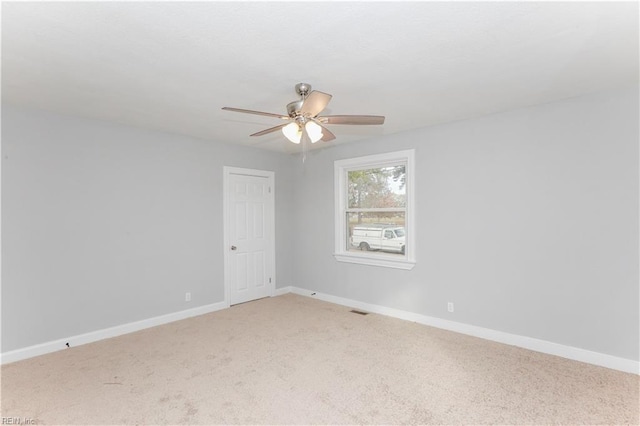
xmin=1 ymin=1 xmax=638 ymax=425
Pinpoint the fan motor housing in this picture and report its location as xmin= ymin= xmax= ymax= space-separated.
xmin=286 ymin=100 xmax=304 ymax=118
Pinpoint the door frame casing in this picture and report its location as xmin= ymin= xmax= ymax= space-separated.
xmin=223 ymin=166 xmax=276 ymax=307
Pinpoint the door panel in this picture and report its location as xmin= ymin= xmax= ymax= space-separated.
xmin=236 ymin=253 xmax=248 ymax=291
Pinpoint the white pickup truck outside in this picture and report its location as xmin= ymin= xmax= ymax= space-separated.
xmin=350 ymin=224 xmax=406 ymax=254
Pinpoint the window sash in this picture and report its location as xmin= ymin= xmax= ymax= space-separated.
xmin=345 ymin=162 xmax=407 ymax=209
xmin=345 ymin=207 xmax=406 ymax=213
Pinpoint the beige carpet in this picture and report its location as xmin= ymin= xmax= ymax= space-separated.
xmin=1 ymin=294 xmax=638 ymax=425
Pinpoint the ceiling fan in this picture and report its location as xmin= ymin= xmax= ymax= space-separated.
xmin=222 ymin=83 xmax=385 ymax=145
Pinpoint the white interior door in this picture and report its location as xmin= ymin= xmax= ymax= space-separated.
xmin=224 ymin=167 xmax=275 ymax=306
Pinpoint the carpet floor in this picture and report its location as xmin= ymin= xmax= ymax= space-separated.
xmin=1 ymin=293 xmax=638 ymax=425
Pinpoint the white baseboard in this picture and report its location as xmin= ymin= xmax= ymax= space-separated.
xmin=5 ymin=288 xmax=638 ymax=375
xmin=284 ymin=286 xmax=639 ymax=375
xmin=1 ymin=301 xmax=227 ymax=365
xmin=273 ymin=286 xmax=293 ymax=297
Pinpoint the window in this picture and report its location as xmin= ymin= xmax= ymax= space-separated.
xmin=334 ymin=149 xmax=415 ymax=270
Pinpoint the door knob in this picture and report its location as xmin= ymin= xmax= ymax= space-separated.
xmin=231 ymin=245 xmax=237 ymax=251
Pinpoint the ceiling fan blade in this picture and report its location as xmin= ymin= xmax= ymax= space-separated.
xmin=250 ymin=123 xmax=289 ymax=137
xmin=319 ymin=124 xmax=336 ymax=142
xmin=318 ymin=115 xmax=385 ymax=125
xmin=300 ymin=91 xmax=332 ymax=117
xmin=222 ymin=107 xmax=288 ymax=119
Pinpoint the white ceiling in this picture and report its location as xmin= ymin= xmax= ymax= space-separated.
xmin=2 ymin=2 xmax=638 ymax=153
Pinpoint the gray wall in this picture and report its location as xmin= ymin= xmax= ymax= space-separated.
xmin=291 ymin=87 xmax=639 ymax=361
xmin=1 ymin=105 xmax=295 ymax=352
xmin=2 ymin=87 xmax=638 ymax=363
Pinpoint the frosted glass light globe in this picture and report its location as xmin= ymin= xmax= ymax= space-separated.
xmin=282 ymin=122 xmax=301 ymax=144
xmin=305 ymin=121 xmax=323 ymax=143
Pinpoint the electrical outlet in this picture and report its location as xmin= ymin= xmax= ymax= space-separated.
xmin=185 ymin=292 xmax=191 ymax=302
xmin=447 ymin=302 xmax=454 ymax=313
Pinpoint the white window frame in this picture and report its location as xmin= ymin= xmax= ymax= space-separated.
xmin=334 ymin=149 xmax=416 ymax=270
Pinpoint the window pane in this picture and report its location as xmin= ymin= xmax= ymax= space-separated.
xmin=346 ymin=212 xmax=406 ymax=256
xmin=348 ymin=165 xmax=406 ymax=209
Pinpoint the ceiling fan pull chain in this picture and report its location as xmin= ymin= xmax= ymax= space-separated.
xmin=302 ymin=134 xmax=307 ymax=163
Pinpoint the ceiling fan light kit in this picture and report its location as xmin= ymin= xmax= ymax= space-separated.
xmin=281 ymin=120 xmax=324 ymax=144
xmin=222 ymin=83 xmax=385 ymax=146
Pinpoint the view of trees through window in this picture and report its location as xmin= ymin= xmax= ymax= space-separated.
xmin=346 ymin=165 xmax=407 ymax=256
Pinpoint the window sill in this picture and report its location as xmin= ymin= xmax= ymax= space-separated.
xmin=333 ymin=253 xmax=416 ymax=270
